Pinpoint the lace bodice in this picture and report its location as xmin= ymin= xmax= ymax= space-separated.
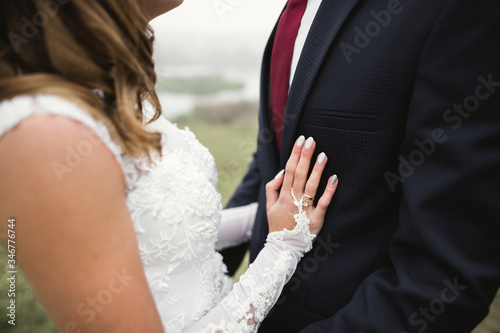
xmin=128 ymin=102 xmax=234 ymax=330
xmin=0 ymin=95 xmax=315 ymax=332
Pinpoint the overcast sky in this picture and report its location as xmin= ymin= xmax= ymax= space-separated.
xmin=149 ymin=0 xmax=287 ymax=73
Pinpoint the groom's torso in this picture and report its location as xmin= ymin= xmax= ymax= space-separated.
xmin=251 ymin=0 xmax=449 ymax=330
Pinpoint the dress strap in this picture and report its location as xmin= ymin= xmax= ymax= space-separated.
xmin=0 ymin=94 xmax=139 ymax=192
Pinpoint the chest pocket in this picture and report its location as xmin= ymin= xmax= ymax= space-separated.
xmin=308 ymin=109 xmax=379 ymax=132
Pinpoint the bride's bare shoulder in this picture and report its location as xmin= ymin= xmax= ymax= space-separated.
xmin=0 ymin=112 xmax=124 ymax=189
xmin=0 ymin=112 xmax=165 ymax=332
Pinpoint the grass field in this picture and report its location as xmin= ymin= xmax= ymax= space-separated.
xmin=156 ymin=76 xmax=245 ymax=95
xmin=1 ymin=105 xmax=499 ymax=332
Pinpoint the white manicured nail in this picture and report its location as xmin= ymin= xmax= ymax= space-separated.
xmin=330 ymin=174 xmax=338 ymax=186
xmin=305 ymin=137 xmax=314 ymax=149
xmin=297 ymin=135 xmax=305 ymax=147
xmin=317 ymin=152 xmax=326 ymax=164
xmin=275 ymin=169 xmax=285 ymax=179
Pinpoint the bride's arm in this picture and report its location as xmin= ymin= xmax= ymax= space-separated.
xmin=188 ymin=137 xmax=338 ymax=332
xmin=215 ymin=203 xmax=258 ymax=251
xmin=0 ymin=115 xmax=165 ymax=333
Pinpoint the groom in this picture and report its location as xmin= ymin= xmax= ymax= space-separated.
xmin=223 ymin=0 xmax=500 ymax=331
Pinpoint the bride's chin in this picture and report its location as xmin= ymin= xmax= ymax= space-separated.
xmin=139 ymin=0 xmax=184 ymax=21
xmin=167 ymin=0 xmax=184 ymax=12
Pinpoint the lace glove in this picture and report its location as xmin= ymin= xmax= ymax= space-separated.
xmin=215 ymin=203 xmax=258 ymax=251
xmin=187 ymin=192 xmax=314 ymax=333
xmin=189 ymin=136 xmax=338 ymax=332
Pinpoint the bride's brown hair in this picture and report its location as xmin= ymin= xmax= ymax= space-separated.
xmin=0 ymin=0 xmax=162 ymax=159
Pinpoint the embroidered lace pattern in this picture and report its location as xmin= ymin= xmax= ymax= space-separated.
xmin=188 ymin=189 xmax=316 ymax=332
xmin=0 ymin=95 xmax=318 ymax=332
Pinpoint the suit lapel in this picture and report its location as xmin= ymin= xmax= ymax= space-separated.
xmin=260 ymin=19 xmax=281 ymax=176
xmin=280 ymin=0 xmax=362 ymax=163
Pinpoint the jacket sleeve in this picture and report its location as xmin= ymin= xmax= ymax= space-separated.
xmin=220 ymin=151 xmax=262 ymax=275
xmin=302 ymin=1 xmax=500 ymax=331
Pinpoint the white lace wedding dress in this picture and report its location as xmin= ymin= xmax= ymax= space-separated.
xmin=0 ymin=95 xmax=315 ymax=332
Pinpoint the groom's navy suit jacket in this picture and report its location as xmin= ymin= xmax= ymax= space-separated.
xmin=223 ymin=0 xmax=500 ymax=331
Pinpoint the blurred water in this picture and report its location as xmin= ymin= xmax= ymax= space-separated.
xmin=157 ymin=67 xmax=260 ymax=120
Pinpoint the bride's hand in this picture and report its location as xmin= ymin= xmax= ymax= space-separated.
xmin=266 ymin=136 xmax=338 ymax=235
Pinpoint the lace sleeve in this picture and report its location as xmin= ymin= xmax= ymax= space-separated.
xmin=215 ymin=203 xmax=258 ymax=251
xmin=187 ymin=193 xmax=315 ymax=333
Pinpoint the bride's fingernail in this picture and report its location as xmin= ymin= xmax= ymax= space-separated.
xmin=330 ymin=174 xmax=338 ymax=186
xmin=275 ymin=169 xmax=285 ymax=179
xmin=297 ymin=135 xmax=305 ymax=147
xmin=305 ymin=137 xmax=314 ymax=149
xmin=317 ymin=152 xmax=326 ymax=164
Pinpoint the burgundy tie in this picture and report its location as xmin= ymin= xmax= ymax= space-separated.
xmin=270 ymin=0 xmax=308 ymax=150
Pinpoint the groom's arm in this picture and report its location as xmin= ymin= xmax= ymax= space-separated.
xmin=220 ymin=151 xmax=262 ymax=275
xmin=302 ymin=1 xmax=500 ymax=332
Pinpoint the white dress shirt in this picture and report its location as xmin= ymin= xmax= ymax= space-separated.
xmin=290 ymin=0 xmax=323 ymax=86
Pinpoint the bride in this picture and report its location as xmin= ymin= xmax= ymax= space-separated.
xmin=0 ymin=0 xmax=338 ymax=332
